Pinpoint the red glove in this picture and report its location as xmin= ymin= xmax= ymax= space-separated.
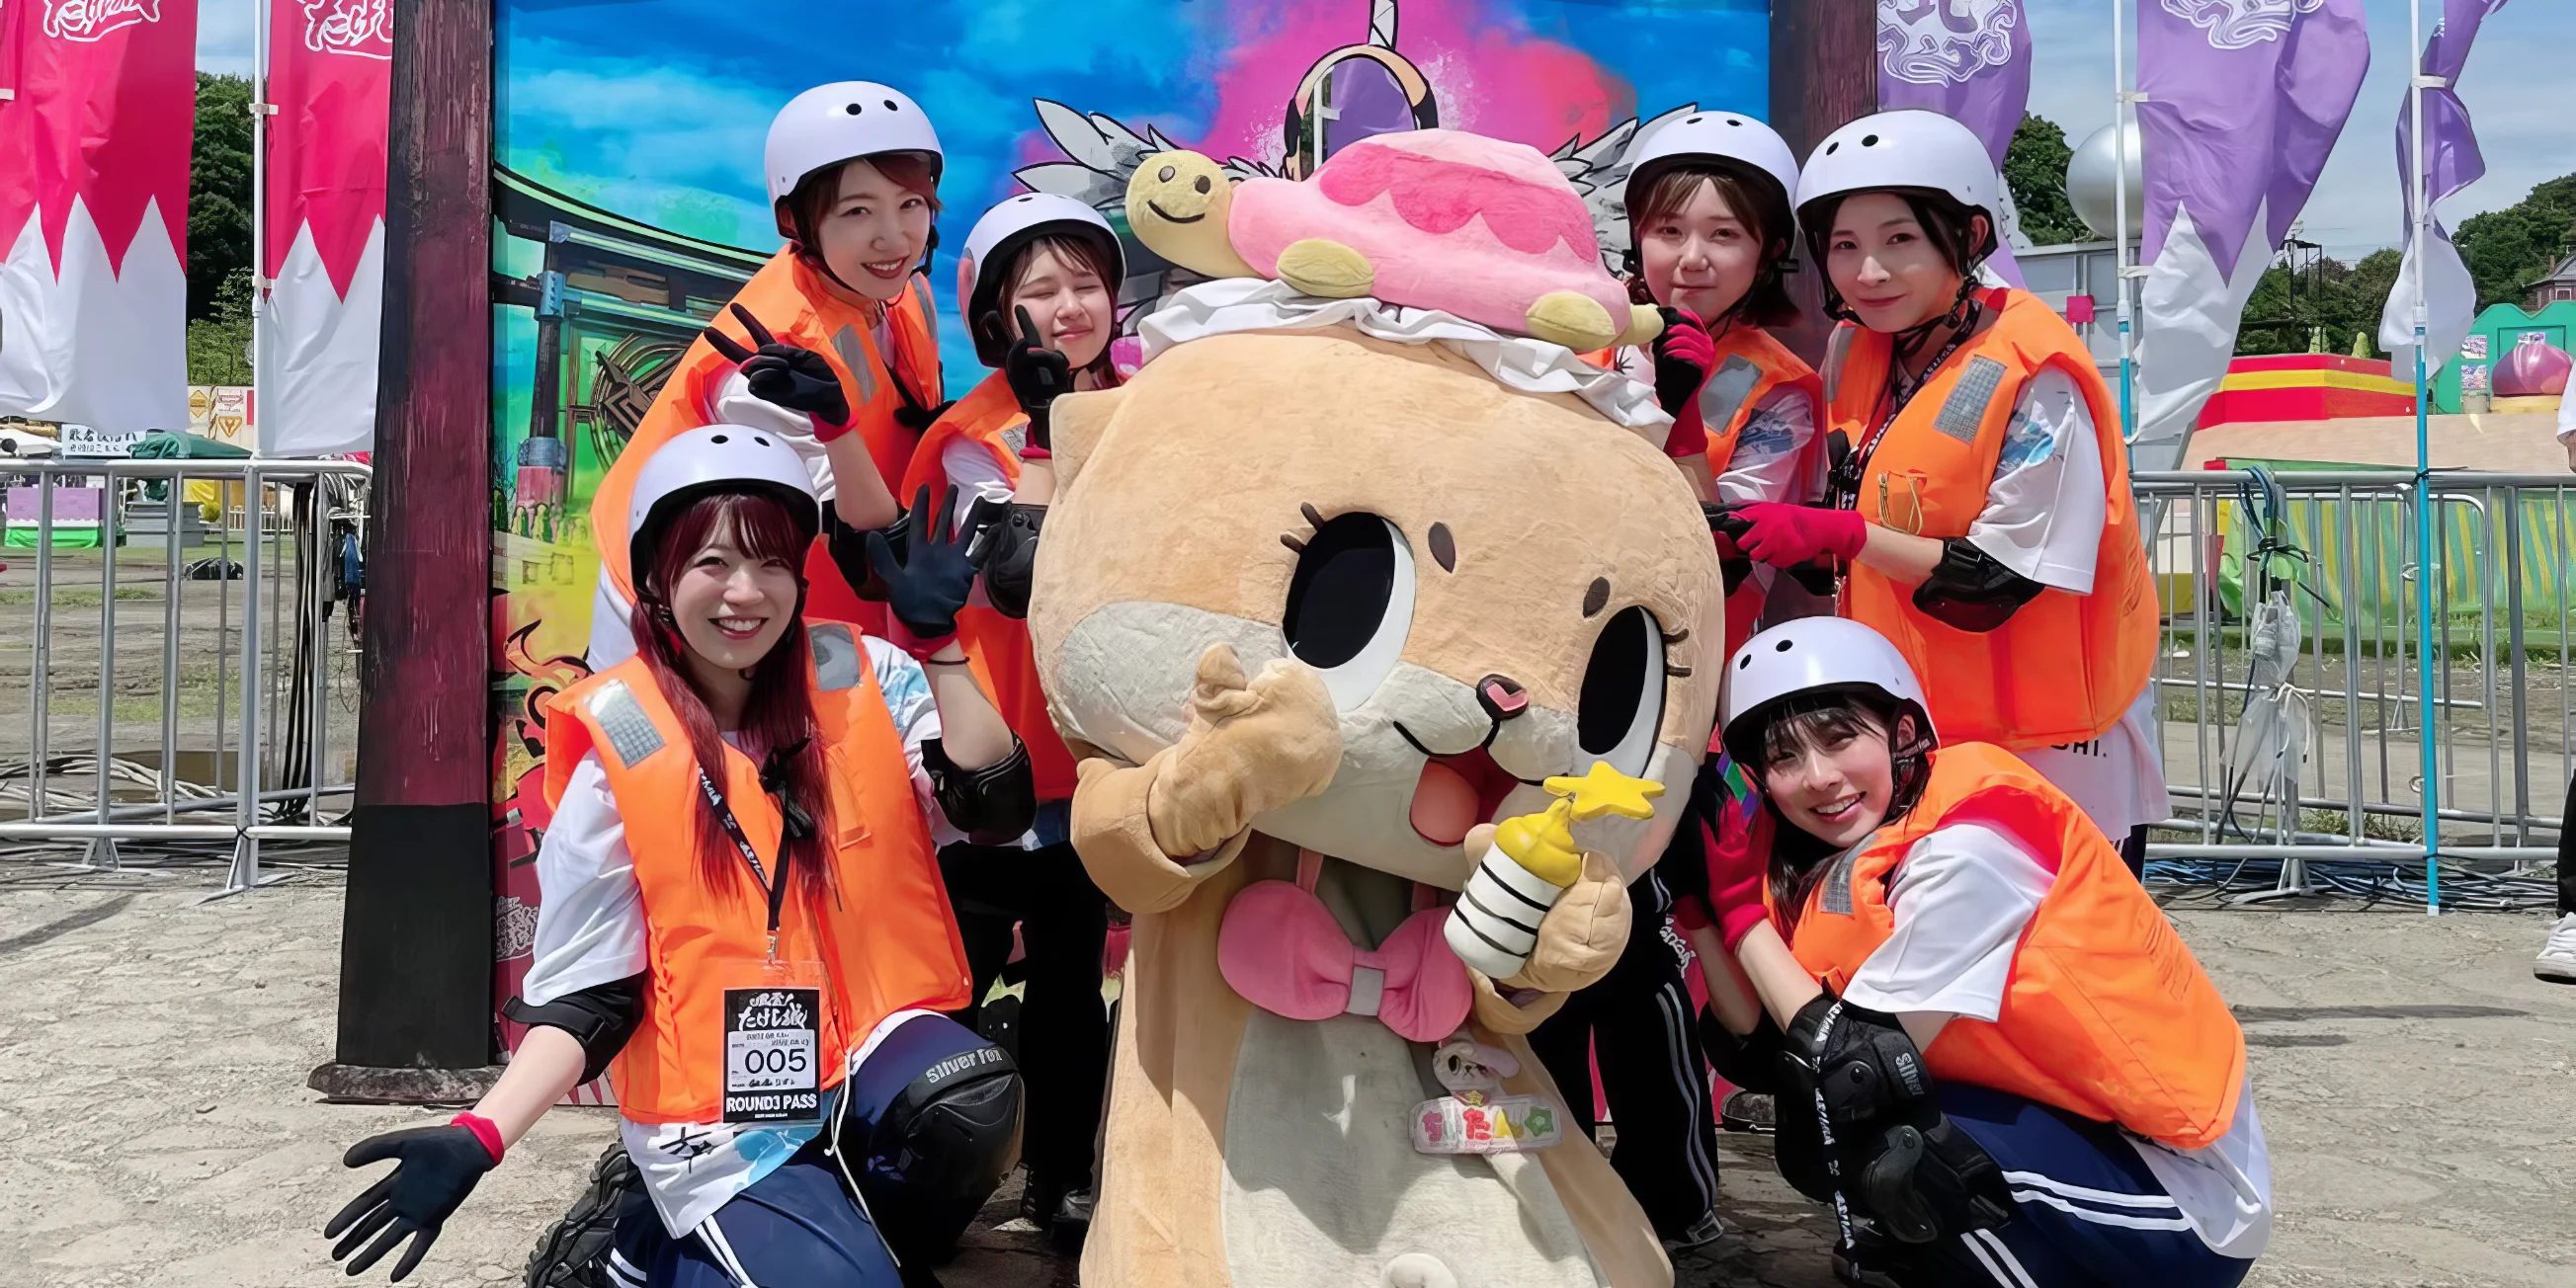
xmin=1701 ymin=755 xmax=1774 ymax=951
xmin=1733 ymin=502 xmax=1866 ymax=568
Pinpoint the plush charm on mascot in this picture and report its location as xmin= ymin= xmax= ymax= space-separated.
xmin=1028 ymin=128 xmax=1724 ymax=1288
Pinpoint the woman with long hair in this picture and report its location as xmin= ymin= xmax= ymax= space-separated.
xmin=1697 ymin=617 xmax=2268 ymax=1288
xmin=1720 ymin=110 xmax=2166 ymax=871
xmin=893 ymin=191 xmax=1127 ymax=1245
xmin=588 ymin=81 xmax=955 ymax=666
xmin=323 ymin=429 xmax=1035 ymax=1285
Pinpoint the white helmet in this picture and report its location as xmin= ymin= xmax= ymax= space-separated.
xmin=1622 ymin=110 xmax=1800 ymax=264
xmin=1792 ymin=110 xmax=1999 ymax=260
xmin=765 ymin=81 xmax=944 ymax=204
xmin=625 ymin=426 xmax=819 ymax=593
xmin=956 ymin=193 xmax=1128 ymax=366
xmin=1718 ymin=617 xmax=1936 ymax=768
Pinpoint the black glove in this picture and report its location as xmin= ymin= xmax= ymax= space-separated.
xmin=1650 ymin=305 xmax=1715 ymax=417
xmin=866 ymin=485 xmax=1003 ymax=648
xmin=702 ymin=302 xmax=852 ymax=432
xmin=970 ymin=502 xmax=1045 ymax=619
xmin=990 ymin=304 xmax=1072 ymax=451
xmin=324 ymin=1123 xmax=498 ymax=1280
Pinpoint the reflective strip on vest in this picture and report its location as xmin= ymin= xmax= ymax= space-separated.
xmin=1787 ymin=744 xmax=2246 ymax=1149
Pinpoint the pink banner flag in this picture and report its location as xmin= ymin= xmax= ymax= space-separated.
xmin=258 ymin=0 xmax=391 ymax=455
xmin=0 ymin=0 xmax=197 ymax=433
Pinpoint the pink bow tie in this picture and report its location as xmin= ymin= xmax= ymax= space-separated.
xmin=1217 ymin=850 xmax=1474 ymax=1044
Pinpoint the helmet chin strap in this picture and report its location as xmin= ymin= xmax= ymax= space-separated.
xmin=1889 ymin=268 xmax=1984 ymax=369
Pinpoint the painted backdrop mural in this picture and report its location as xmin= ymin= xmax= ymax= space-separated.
xmin=486 ymin=0 xmax=1770 ymax=1071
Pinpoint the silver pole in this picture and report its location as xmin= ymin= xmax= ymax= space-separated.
xmin=228 ymin=469 xmax=265 ymax=893
xmin=2112 ymin=0 xmax=2138 ymax=445
xmin=89 ymin=463 xmax=119 ymax=870
xmin=250 ymin=0 xmax=270 ymax=411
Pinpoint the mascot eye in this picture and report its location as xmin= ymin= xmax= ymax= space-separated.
xmin=1282 ymin=512 xmax=1416 ymax=710
xmin=1576 ymin=605 xmax=1665 ymax=777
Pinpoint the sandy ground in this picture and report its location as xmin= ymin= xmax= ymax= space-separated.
xmin=0 ymin=865 xmax=2567 ymax=1288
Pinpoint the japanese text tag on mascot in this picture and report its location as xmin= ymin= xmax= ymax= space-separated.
xmin=1027 ymin=129 xmax=1724 ymax=1288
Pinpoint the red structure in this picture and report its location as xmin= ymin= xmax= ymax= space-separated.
xmin=2197 ymin=354 xmax=2415 ymax=427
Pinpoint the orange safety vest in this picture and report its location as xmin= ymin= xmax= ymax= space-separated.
xmin=1771 ymin=743 xmax=2244 ymax=1149
xmin=899 ymin=372 xmax=1077 ymax=801
xmin=541 ymin=623 xmax=973 ymax=1125
xmin=1824 ymin=287 xmax=2156 ymax=750
xmin=1697 ymin=325 xmax=1823 ymax=479
xmin=592 ymin=251 xmax=945 ymax=631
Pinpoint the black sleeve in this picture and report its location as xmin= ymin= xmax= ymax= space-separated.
xmin=1910 ymin=536 xmax=2046 ymax=632
xmin=502 ymin=973 xmax=645 ymax=1084
xmin=822 ymin=507 xmax=908 ymax=604
xmin=921 ymin=736 xmax=1038 ymax=845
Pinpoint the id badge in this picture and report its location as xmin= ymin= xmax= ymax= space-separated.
xmin=719 ymin=959 xmax=825 ymax=1125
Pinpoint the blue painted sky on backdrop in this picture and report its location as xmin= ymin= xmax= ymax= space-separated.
xmin=199 ymin=1 xmax=2571 ymax=263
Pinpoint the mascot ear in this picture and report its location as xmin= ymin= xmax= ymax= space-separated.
xmin=1049 ymin=385 xmax=1126 ymax=491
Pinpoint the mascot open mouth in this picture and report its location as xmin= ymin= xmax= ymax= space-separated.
xmin=1408 ymin=746 xmax=1528 ymax=846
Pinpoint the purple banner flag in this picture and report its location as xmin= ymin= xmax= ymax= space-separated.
xmin=2395 ymin=0 xmax=2510 ymax=222
xmin=2132 ymin=0 xmax=2369 ymax=470
xmin=2140 ymin=0 xmax=2368 ymax=281
xmin=1876 ymin=0 xmax=2032 ymax=165
xmin=1876 ymin=1 xmax=2032 ymax=284
xmin=2380 ymin=0 xmax=2512 ymax=372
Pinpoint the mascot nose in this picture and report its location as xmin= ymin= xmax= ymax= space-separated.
xmin=1477 ymin=674 xmax=1530 ymax=723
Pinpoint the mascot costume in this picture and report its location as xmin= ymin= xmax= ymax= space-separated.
xmin=1026 ymin=128 xmax=1726 ymax=1288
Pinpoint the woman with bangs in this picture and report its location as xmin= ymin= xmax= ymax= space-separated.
xmin=892 ymin=191 xmax=1130 ymax=1246
xmin=324 ymin=430 xmax=1038 ymax=1286
xmin=588 ymin=82 xmax=956 ymax=666
xmin=1688 ymin=617 xmax=2267 ymax=1288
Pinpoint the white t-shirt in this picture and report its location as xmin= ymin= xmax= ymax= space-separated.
xmin=520 ymin=638 xmax=953 ymax=1237
xmin=1842 ymin=820 xmax=2273 ymax=1259
xmin=1960 ymin=366 xmax=2171 ymax=841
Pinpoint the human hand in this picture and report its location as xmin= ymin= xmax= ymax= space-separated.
xmin=703 ymin=303 xmax=854 ymax=439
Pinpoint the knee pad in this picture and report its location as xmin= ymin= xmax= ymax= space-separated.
xmin=836 ymin=1012 xmax=1025 ymax=1264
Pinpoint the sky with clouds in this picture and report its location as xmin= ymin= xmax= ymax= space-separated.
xmin=198 ymin=0 xmax=2569 ymax=264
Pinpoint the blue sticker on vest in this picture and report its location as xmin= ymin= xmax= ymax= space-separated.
xmin=1696 ymin=355 xmax=1764 ymax=435
xmin=809 ymin=623 xmax=862 ymax=692
xmin=1934 ymin=356 xmax=2008 ymax=444
xmin=585 ymin=680 xmax=665 ymax=769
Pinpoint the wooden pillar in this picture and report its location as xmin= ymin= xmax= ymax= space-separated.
xmin=311 ymin=0 xmax=499 ymax=1098
xmin=1770 ymin=0 xmax=1879 ymax=365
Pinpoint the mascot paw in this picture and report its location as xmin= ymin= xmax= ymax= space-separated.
xmin=1145 ymin=644 xmax=1341 ymax=857
xmin=1504 ymin=850 xmax=1630 ymax=995
xmin=1275 ymin=238 xmax=1376 ymax=298
xmin=1523 ymin=290 xmax=1619 ymax=353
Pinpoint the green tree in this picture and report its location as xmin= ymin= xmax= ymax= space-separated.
xmin=187 ymin=268 xmax=254 ymax=385
xmin=2233 ymin=247 xmax=2402 ymax=359
xmin=2003 ymin=114 xmax=2087 ymax=247
xmin=2452 ymin=173 xmax=2575 ymax=312
xmin=190 ymin=73 xmax=253 ymax=322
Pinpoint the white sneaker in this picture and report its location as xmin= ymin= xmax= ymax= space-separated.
xmin=2536 ymin=914 xmax=2576 ymax=984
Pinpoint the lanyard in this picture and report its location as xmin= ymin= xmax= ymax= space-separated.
xmin=697 ymin=767 xmax=793 ymax=961
xmin=1827 ymin=300 xmax=1984 ymax=513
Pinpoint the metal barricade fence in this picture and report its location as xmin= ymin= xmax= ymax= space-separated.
xmin=2135 ymin=468 xmax=2567 ymax=910
xmin=0 ymin=458 xmax=369 ymax=896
